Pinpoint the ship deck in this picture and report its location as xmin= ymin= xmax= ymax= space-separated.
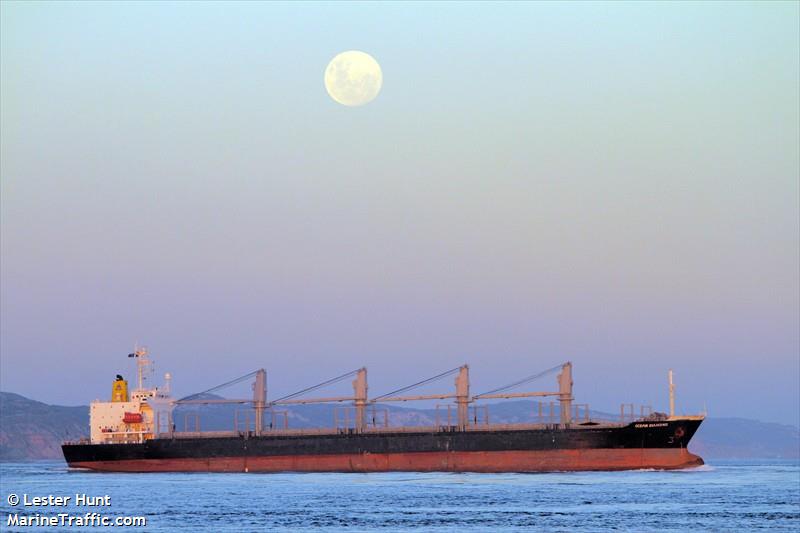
xmin=165 ymin=421 xmax=623 ymax=440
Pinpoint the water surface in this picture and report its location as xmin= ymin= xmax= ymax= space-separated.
xmin=1 ymin=460 xmax=798 ymax=531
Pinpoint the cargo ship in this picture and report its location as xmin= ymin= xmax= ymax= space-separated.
xmin=62 ymin=348 xmax=704 ymax=472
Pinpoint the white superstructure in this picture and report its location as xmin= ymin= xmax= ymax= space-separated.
xmin=89 ymin=347 xmax=174 ymax=444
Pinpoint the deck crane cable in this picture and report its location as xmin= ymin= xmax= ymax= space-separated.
xmin=270 ymin=368 xmax=362 ymax=404
xmin=474 ymin=363 xmax=564 ymax=398
xmin=371 ymin=365 xmax=464 ymax=402
xmin=176 ymin=370 xmax=260 ymax=402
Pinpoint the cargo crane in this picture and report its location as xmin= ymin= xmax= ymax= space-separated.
xmin=472 ymin=362 xmax=573 ymax=426
xmin=174 ymin=369 xmax=267 ymax=435
xmin=370 ymin=365 xmax=470 ymax=429
xmin=170 ymin=361 xmax=578 ymax=434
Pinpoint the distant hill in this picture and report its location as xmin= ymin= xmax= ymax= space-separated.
xmin=690 ymin=417 xmax=800 ymax=460
xmin=0 ymin=392 xmax=88 ymax=460
xmin=1 ymin=391 xmax=797 ymax=461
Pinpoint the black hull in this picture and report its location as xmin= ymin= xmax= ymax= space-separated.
xmin=62 ymin=419 xmax=703 ymax=473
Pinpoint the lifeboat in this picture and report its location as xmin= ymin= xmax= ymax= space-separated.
xmin=123 ymin=412 xmax=143 ymax=424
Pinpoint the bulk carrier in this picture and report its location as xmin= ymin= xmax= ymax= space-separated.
xmin=62 ymin=348 xmax=704 ymax=472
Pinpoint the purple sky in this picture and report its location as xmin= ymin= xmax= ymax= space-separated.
xmin=1 ymin=3 xmax=798 ymax=424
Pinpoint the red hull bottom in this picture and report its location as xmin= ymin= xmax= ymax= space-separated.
xmin=69 ymin=448 xmax=704 ymax=473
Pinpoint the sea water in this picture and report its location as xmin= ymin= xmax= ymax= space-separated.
xmin=1 ymin=460 xmax=798 ymax=531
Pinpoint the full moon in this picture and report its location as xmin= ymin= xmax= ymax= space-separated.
xmin=324 ymin=51 xmax=382 ymax=107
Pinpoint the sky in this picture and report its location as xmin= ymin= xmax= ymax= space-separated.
xmin=1 ymin=2 xmax=798 ymax=424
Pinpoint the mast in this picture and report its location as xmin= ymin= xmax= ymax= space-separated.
xmin=455 ymin=365 xmax=469 ymax=430
xmin=253 ymin=369 xmax=266 ymax=436
xmin=130 ymin=346 xmax=153 ymax=392
xmin=669 ymin=369 xmax=675 ymax=418
xmin=353 ymin=368 xmax=368 ymax=432
xmin=558 ymin=362 xmax=573 ymax=426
